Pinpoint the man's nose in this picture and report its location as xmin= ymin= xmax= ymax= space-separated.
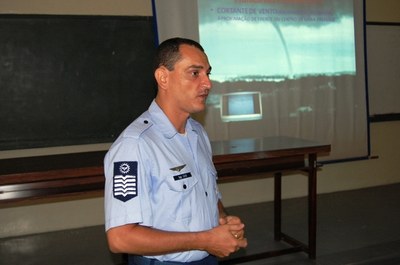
xmin=202 ymin=75 xmax=212 ymax=90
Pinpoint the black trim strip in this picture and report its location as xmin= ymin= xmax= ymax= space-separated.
xmin=369 ymin=113 xmax=400 ymax=122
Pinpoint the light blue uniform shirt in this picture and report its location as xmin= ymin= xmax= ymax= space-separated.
xmin=104 ymin=100 xmax=221 ymax=262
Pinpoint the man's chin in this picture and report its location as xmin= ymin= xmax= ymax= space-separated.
xmin=192 ymin=104 xmax=206 ymax=114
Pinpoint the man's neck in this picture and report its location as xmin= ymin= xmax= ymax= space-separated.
xmin=155 ymin=98 xmax=189 ymax=134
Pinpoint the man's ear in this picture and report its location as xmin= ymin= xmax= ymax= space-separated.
xmin=154 ymin=67 xmax=168 ymax=90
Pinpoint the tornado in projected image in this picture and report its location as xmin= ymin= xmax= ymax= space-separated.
xmin=270 ymin=20 xmax=293 ymax=79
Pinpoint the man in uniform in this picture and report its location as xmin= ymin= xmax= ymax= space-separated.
xmin=104 ymin=37 xmax=247 ymax=265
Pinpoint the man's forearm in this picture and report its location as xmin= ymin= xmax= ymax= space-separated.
xmin=107 ymin=224 xmax=209 ymax=256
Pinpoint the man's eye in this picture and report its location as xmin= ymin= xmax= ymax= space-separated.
xmin=191 ymin=71 xmax=199 ymax=77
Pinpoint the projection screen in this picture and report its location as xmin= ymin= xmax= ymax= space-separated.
xmin=152 ymin=0 xmax=369 ymax=161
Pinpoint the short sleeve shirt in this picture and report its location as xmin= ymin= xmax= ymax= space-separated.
xmin=104 ymin=100 xmax=221 ymax=262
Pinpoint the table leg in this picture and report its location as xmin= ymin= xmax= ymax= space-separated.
xmin=308 ymin=153 xmax=317 ymax=259
xmin=274 ymin=172 xmax=282 ymax=241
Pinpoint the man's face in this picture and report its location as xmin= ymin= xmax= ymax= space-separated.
xmin=166 ymin=44 xmax=212 ymax=115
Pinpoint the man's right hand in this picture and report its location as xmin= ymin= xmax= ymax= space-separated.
xmin=202 ymin=222 xmax=248 ymax=258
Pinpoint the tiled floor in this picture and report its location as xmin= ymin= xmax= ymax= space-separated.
xmin=1 ymin=183 xmax=400 ymax=265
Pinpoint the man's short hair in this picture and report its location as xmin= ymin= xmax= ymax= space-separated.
xmin=154 ymin=37 xmax=205 ymax=72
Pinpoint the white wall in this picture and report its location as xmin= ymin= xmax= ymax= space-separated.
xmin=1 ymin=0 xmax=399 ymax=238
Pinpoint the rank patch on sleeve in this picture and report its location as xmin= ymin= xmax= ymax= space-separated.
xmin=113 ymin=161 xmax=138 ymax=202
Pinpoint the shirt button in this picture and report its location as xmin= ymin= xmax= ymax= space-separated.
xmin=183 ymin=184 xmax=187 ymax=189
xmin=144 ymin=120 xmax=148 ymax=124
xmin=205 ymin=192 xmax=208 ymax=196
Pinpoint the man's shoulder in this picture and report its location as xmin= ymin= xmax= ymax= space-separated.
xmin=105 ymin=112 xmax=154 ymax=158
xmin=122 ymin=112 xmax=153 ymax=139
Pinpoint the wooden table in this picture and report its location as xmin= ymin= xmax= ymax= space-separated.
xmin=212 ymin=136 xmax=331 ymax=263
xmin=0 ymin=136 xmax=330 ymax=262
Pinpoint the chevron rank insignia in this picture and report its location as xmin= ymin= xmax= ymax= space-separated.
xmin=113 ymin=161 xmax=138 ymax=202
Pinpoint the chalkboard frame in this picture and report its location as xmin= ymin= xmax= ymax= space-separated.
xmin=0 ymin=14 xmax=157 ymax=151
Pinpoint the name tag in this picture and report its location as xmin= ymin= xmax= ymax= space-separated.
xmin=173 ymin=172 xmax=192 ymax=181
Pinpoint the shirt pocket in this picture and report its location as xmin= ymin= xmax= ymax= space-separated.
xmin=164 ymin=172 xmax=199 ymax=221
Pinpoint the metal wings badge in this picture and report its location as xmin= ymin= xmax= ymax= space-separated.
xmin=170 ymin=164 xmax=186 ymax=172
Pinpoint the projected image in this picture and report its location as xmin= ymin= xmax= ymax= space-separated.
xmin=198 ymin=0 xmax=356 ymax=82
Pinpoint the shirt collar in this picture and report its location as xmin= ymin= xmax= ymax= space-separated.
xmin=148 ymin=100 xmax=196 ymax=139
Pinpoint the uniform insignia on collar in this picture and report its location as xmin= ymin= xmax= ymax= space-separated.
xmin=170 ymin=164 xmax=186 ymax=172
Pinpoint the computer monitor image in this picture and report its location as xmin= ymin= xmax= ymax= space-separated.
xmin=220 ymin=91 xmax=263 ymax=122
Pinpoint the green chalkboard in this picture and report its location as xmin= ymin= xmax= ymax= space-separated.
xmin=0 ymin=15 xmax=157 ymax=150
